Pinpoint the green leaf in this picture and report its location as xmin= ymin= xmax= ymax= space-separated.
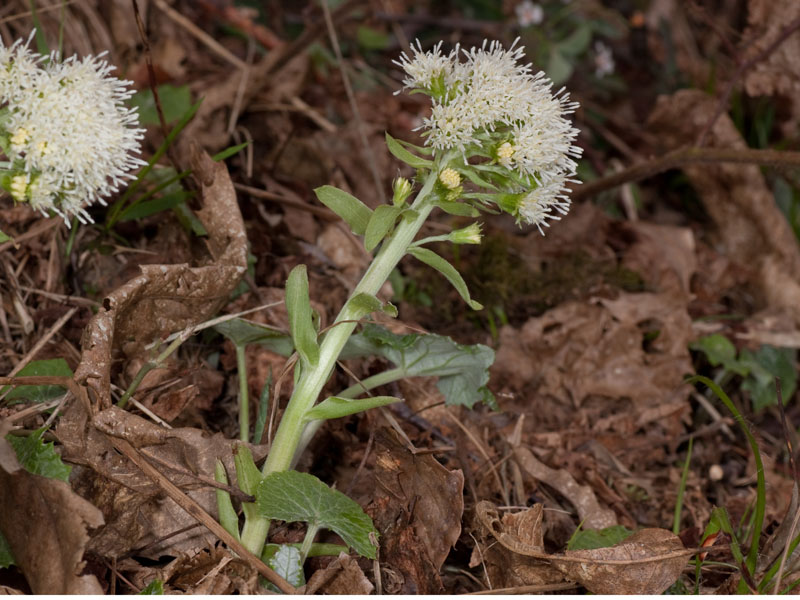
xmin=567 ymin=525 xmax=633 ymax=550
xmin=304 ymin=395 xmax=401 ymax=422
xmin=286 ymin=266 xmax=320 ymax=367
xmin=1 ymin=358 xmax=73 ymax=403
xmin=139 ymin=580 xmax=164 ymax=595
xmin=346 ymin=292 xmax=384 ymax=320
xmin=7 ymin=428 xmax=71 ymax=482
xmin=213 ymin=318 xmax=293 ymax=356
xmin=364 ymin=205 xmax=401 ymax=252
xmin=0 ymin=531 xmax=14 ymax=568
xmin=256 ymin=471 xmax=378 ymax=559
xmin=214 ymin=460 xmax=240 ymax=542
xmin=356 ymin=25 xmax=390 ymax=50
xmin=546 ymin=49 xmax=574 ymax=86
xmin=436 ymin=200 xmax=480 ymax=217
xmin=0 ymin=229 xmax=12 ymax=244
xmin=233 ymin=445 xmax=262 ymax=496
xmin=119 ymin=190 xmax=191 ymax=222
xmin=314 ymin=186 xmax=373 ymax=236
xmin=689 ymin=334 xmax=742 ymax=372
xmin=558 ymin=23 xmax=593 ymax=56
xmin=385 ymin=132 xmax=433 ymax=169
xmin=407 ymin=247 xmax=483 ymax=310
xmin=739 ymin=345 xmax=797 ymax=411
xmin=342 ymin=324 xmax=496 ymax=409
xmin=262 ymin=544 xmax=305 ymax=589
xmin=129 ymin=84 xmax=193 ymax=126
xmin=212 ymin=141 xmax=251 ymax=162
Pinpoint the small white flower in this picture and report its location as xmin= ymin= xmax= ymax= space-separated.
xmin=519 ymin=176 xmax=574 ymax=234
xmin=1 ymin=37 xmax=145 ymax=224
xmin=516 ymin=1 xmax=544 ymax=27
xmin=594 ymin=41 xmax=615 ymax=78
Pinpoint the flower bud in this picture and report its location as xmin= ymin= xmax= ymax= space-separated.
xmin=448 ymin=222 xmax=482 ymax=245
xmin=438 ymin=167 xmax=461 ymax=190
xmin=392 ymin=177 xmax=413 ymax=206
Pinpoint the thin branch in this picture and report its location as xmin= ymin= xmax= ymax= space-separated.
xmin=696 ymin=15 xmax=800 ymax=146
xmin=570 ymin=147 xmax=800 ymax=203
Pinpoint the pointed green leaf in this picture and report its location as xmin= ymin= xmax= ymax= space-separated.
xmin=346 ymin=292 xmax=383 ymax=320
xmin=436 ymin=200 xmax=480 ymax=217
xmin=314 ymin=185 xmax=373 ymax=235
xmin=233 ymin=444 xmax=262 ymax=496
xmin=286 ymin=265 xmax=319 ymax=367
xmin=212 ymin=141 xmax=251 ymax=162
xmin=214 ymin=318 xmax=293 ymax=357
xmin=304 ymin=395 xmax=401 ymax=422
xmin=0 ymin=532 xmax=15 ymax=568
xmin=256 ymin=471 xmax=378 ymax=559
xmin=385 ymin=132 xmax=433 ymax=169
xmin=393 ymin=136 xmax=434 ymax=155
xmin=139 ymin=580 xmax=164 ymax=594
xmin=214 ymin=460 xmax=240 ymax=541
xmin=7 ymin=428 xmax=71 ymax=482
xmin=364 ymin=205 xmax=401 ymax=252
xmin=408 ymin=247 xmax=483 ymax=310
xmin=262 ymin=544 xmax=305 ymax=589
xmin=0 ymin=229 xmax=12 ymax=244
xmin=455 ymin=166 xmax=498 ymax=190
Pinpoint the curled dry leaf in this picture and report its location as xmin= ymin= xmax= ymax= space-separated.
xmin=368 ymin=427 xmax=464 ymax=593
xmin=647 ymin=89 xmax=800 ymax=323
xmin=514 ymin=446 xmax=617 ymax=530
xmin=75 ymin=147 xmax=247 ymax=408
xmin=475 ymin=501 xmax=690 ymax=595
xmin=469 ymin=503 xmax=564 ymax=589
xmin=0 ymin=469 xmax=104 ymax=594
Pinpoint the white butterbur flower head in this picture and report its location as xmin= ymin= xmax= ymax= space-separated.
xmin=0 ymin=35 xmax=145 ymax=224
xmin=396 ymin=38 xmax=581 ymax=234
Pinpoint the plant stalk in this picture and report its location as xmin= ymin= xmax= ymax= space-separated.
xmin=236 ymin=344 xmax=249 ymax=442
xmin=238 ymin=167 xmax=440 ymax=555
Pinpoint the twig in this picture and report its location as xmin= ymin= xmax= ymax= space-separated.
xmin=108 ymin=436 xmax=296 ymax=594
xmin=0 ymin=306 xmax=78 ymax=402
xmin=696 ymin=14 xmax=800 ymax=146
xmin=235 ymin=182 xmax=339 ymax=221
xmin=320 ymin=0 xmax=386 ymax=205
xmin=467 ymin=582 xmax=580 ymax=594
xmin=151 ymin=0 xmax=247 ymax=70
xmin=571 ymin=147 xmax=800 ymax=203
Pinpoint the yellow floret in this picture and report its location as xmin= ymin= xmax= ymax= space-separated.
xmin=439 ymin=167 xmax=461 ymax=190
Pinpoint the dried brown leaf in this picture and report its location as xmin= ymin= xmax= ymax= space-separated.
xmin=0 ymin=469 xmax=104 ymax=594
xmin=647 ymin=89 xmax=800 ymax=322
xmin=475 ymin=501 xmax=690 ymax=594
xmin=555 ymin=528 xmax=689 ymax=594
xmin=305 ymin=552 xmax=374 ymax=595
xmin=513 ymin=447 xmax=617 ymax=530
xmin=368 ymin=427 xmax=464 ymax=593
xmin=75 ymin=148 xmax=247 ymax=408
xmin=55 ymin=404 xmax=266 ymax=558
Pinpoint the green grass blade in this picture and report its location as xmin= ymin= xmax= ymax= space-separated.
xmin=688 ymin=375 xmax=766 ymax=585
xmin=673 ymin=437 xmax=693 ymax=535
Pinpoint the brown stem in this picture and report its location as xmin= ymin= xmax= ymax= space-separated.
xmin=570 ymin=146 xmax=800 ymax=203
xmin=696 ymin=14 xmax=800 ymax=146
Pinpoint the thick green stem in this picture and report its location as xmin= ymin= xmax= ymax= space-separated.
xmin=238 ymin=168 xmax=441 ymax=556
xmin=236 ymin=344 xmax=249 ymax=442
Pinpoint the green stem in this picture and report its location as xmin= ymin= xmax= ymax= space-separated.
xmin=117 ymin=330 xmax=189 ymax=408
xmin=236 ymin=344 xmax=249 ymax=442
xmin=238 ymin=165 xmax=441 ymax=556
xmin=298 ymin=522 xmax=320 ymax=565
xmin=291 ymin=367 xmax=406 ymax=466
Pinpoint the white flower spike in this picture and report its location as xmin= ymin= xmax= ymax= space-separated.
xmin=0 ymin=35 xmax=145 ymax=224
xmin=396 ymin=38 xmax=581 ymax=233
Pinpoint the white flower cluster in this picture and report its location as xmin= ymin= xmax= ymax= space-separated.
xmin=395 ymin=39 xmax=581 ymax=233
xmin=0 ymin=34 xmax=145 ymax=223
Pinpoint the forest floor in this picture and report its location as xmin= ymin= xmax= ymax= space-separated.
xmin=1 ymin=0 xmax=800 ymax=594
